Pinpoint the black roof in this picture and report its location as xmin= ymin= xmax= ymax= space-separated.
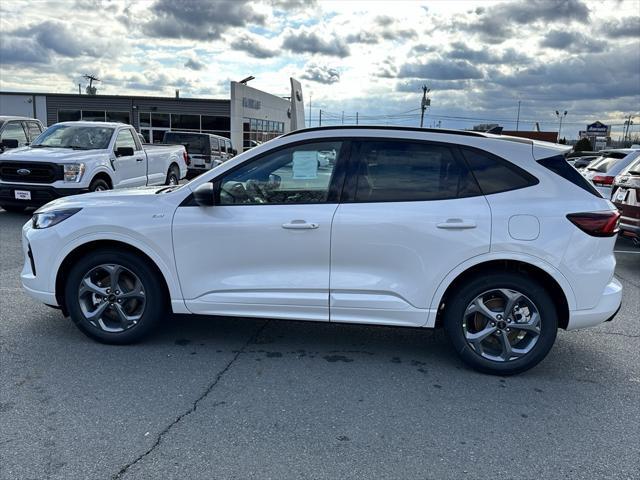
xmin=282 ymin=125 xmax=487 ymax=138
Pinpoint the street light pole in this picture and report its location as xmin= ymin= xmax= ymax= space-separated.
xmin=516 ymin=100 xmax=521 ymax=131
xmin=555 ymin=110 xmax=567 ymax=142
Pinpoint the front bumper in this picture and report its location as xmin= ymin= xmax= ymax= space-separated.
xmin=0 ymin=183 xmax=85 ymax=207
xmin=567 ymin=278 xmax=623 ymax=330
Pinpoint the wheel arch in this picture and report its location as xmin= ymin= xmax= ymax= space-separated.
xmin=55 ymin=239 xmax=175 ymax=315
xmin=431 ymin=257 xmax=573 ymax=330
xmin=90 ymin=171 xmax=113 ymax=189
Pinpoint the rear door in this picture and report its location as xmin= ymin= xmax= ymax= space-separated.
xmin=329 ymin=139 xmax=491 ymax=327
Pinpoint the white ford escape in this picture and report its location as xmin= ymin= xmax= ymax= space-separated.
xmin=21 ymin=126 xmax=622 ymax=375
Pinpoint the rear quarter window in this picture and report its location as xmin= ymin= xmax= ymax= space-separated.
xmin=538 ymin=155 xmax=600 ymax=196
xmin=460 ymin=147 xmax=538 ymax=195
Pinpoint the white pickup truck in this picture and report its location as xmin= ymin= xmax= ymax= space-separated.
xmin=0 ymin=121 xmax=188 ymax=212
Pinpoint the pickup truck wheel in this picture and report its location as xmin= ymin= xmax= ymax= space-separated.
xmin=89 ymin=178 xmax=110 ymax=192
xmin=64 ymin=249 xmax=165 ymax=344
xmin=165 ymin=165 xmax=180 ymax=186
xmin=0 ymin=204 xmax=27 ymax=213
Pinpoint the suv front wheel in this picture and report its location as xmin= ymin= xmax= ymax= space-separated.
xmin=444 ymin=272 xmax=558 ymax=375
xmin=64 ymin=249 xmax=165 ymax=344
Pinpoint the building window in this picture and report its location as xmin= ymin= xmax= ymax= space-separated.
xmin=58 ymin=110 xmax=81 ymax=122
xmin=242 ymin=117 xmax=284 ymax=147
xmin=82 ymin=111 xmax=106 ymax=122
xmin=202 ymin=116 xmax=230 ymax=131
xmin=139 ymin=112 xmax=151 ymax=127
xmin=107 ymin=111 xmax=130 ymax=124
xmin=151 ymin=113 xmax=170 ymax=128
xmin=171 ymin=114 xmax=200 ymax=130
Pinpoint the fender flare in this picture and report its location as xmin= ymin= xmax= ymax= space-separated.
xmin=425 ymin=251 xmax=577 ymax=328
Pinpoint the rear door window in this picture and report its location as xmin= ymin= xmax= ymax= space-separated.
xmin=25 ymin=122 xmax=43 ymax=142
xmin=163 ymin=132 xmax=208 ymax=155
xmin=460 ymin=147 xmax=538 ymax=195
xmin=352 ymin=140 xmax=480 ymax=202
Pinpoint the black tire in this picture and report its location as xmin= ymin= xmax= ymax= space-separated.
xmin=64 ymin=248 xmax=165 ymax=344
xmin=165 ymin=165 xmax=180 ymax=186
xmin=0 ymin=204 xmax=27 ymax=213
xmin=443 ymin=272 xmax=558 ymax=375
xmin=89 ymin=177 xmax=110 ymax=192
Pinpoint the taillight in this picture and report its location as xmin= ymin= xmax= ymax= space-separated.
xmin=567 ymin=211 xmax=620 ymax=237
xmin=592 ymin=175 xmax=614 ymax=186
xmin=183 ymin=151 xmax=190 ymax=166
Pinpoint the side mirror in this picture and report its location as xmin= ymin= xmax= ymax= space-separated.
xmin=115 ymin=146 xmax=134 ymax=157
xmin=1 ymin=139 xmax=20 ymax=149
xmin=193 ymin=182 xmax=215 ymax=207
xmin=268 ymin=174 xmax=281 ymax=189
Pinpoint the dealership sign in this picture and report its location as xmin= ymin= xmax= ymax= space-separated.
xmin=586 ymin=121 xmax=609 ymax=135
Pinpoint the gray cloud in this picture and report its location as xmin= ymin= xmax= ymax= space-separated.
xmin=144 ymin=0 xmax=266 ymax=40
xmin=458 ymin=0 xmax=591 ymax=43
xmin=396 ymin=79 xmax=471 ymax=92
xmin=346 ymin=31 xmax=379 ymax=45
xmin=230 ymin=35 xmax=277 ymax=58
xmin=540 ymin=30 xmax=609 ymax=52
xmin=184 ymin=58 xmax=205 ymax=70
xmin=601 ymin=16 xmax=640 ymax=38
xmin=282 ymin=30 xmax=350 ymax=57
xmin=301 ymin=63 xmax=340 ymax=84
xmin=398 ymin=58 xmax=483 ymax=80
xmin=0 ymin=38 xmax=51 ymax=65
xmin=449 ymin=42 xmax=531 ymax=65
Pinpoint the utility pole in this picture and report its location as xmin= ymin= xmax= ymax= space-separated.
xmin=420 ymin=85 xmax=431 ymax=128
xmin=341 ymin=111 xmax=344 ymax=124
xmin=308 ymin=92 xmax=312 ymax=128
xmin=356 ymin=112 xmax=359 ymax=125
xmin=555 ymin=110 xmax=567 ymax=142
xmin=319 ymin=109 xmax=322 ymax=126
xmin=516 ymin=100 xmax=521 ymax=131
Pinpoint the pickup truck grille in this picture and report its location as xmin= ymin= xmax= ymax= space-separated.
xmin=0 ymin=162 xmax=63 ymax=183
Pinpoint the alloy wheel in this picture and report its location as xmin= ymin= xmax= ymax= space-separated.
xmin=78 ymin=264 xmax=146 ymax=333
xmin=462 ymin=288 xmax=541 ymax=362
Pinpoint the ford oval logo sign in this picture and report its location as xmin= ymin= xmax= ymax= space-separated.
xmin=17 ymin=168 xmax=31 ymax=176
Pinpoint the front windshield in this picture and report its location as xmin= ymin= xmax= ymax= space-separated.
xmin=32 ymin=124 xmax=114 ymax=150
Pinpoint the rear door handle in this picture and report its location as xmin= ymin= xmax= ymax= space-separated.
xmin=282 ymin=220 xmax=319 ymax=230
xmin=437 ymin=218 xmax=477 ymax=229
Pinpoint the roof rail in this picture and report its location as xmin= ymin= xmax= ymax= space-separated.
xmin=282 ymin=125 xmax=487 ymax=138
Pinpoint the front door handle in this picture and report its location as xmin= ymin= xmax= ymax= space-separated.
xmin=437 ymin=218 xmax=477 ymax=229
xmin=282 ymin=220 xmax=319 ymax=230
xmin=136 ymin=158 xmax=144 ymax=162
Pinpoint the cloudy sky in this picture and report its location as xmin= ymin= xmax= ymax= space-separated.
xmin=1 ymin=0 xmax=639 ymax=139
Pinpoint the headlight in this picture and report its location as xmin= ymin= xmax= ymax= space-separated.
xmin=63 ymin=163 xmax=85 ymax=182
xmin=32 ymin=208 xmax=82 ymax=229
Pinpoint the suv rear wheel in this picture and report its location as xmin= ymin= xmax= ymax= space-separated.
xmin=444 ymin=273 xmax=558 ymax=375
xmin=64 ymin=249 xmax=165 ymax=344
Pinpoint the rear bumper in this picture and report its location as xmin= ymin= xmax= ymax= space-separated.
xmin=0 ymin=183 xmax=85 ymax=207
xmin=566 ymin=278 xmax=623 ymax=330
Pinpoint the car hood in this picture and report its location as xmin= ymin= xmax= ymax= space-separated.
xmin=37 ymin=186 xmax=172 ymax=212
xmin=0 ymin=147 xmax=106 ymax=162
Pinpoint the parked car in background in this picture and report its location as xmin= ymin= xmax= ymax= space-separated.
xmin=582 ymin=149 xmax=640 ymax=198
xmin=20 ymin=126 xmax=622 ymax=375
xmin=0 ymin=116 xmax=44 ymax=152
xmin=612 ymin=156 xmax=640 ymax=244
xmin=162 ymin=131 xmax=233 ymax=178
xmin=0 ymin=121 xmax=187 ymax=212
xmin=243 ymin=139 xmax=261 ymax=150
xmin=570 ymin=155 xmax=599 ymax=170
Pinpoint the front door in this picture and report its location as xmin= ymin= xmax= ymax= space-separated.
xmin=173 ymin=139 xmax=347 ymax=321
xmin=330 ymin=139 xmax=492 ymax=327
xmin=113 ymin=128 xmax=146 ymax=188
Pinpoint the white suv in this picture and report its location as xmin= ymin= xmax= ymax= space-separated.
xmin=20 ymin=127 xmax=622 ymax=375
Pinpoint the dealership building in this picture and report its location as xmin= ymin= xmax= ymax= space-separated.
xmin=0 ymin=79 xmax=305 ymax=152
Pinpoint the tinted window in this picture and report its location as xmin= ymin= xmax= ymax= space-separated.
xmin=106 ymin=111 xmax=130 ymax=124
xmin=461 ymin=148 xmax=538 ymax=195
xmin=354 ymin=141 xmax=480 ymax=202
xmin=211 ymin=137 xmax=220 ymax=152
xmin=151 ymin=113 xmax=169 ymax=128
xmin=218 ymin=141 xmax=343 ymax=205
xmin=538 ymin=155 xmax=600 ymax=196
xmin=202 ymin=116 xmax=230 ymax=131
xmin=1 ymin=122 xmax=28 ymax=145
xmin=171 ymin=114 xmax=199 ymax=130
xmin=82 ymin=111 xmax=106 ymax=122
xmin=163 ymin=132 xmax=208 ymax=155
xmin=58 ymin=110 xmax=81 ymax=122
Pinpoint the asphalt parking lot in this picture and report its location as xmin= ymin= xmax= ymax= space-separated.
xmin=1 ymin=209 xmax=638 ymax=480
